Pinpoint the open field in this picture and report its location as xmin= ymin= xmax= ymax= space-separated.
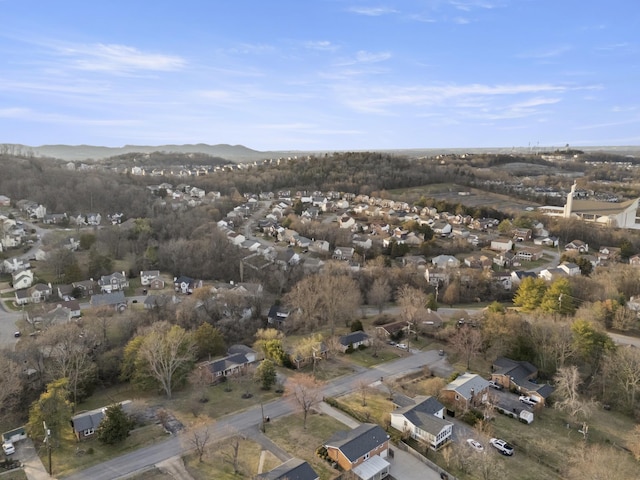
xmin=389 ymin=184 xmax=541 ymax=214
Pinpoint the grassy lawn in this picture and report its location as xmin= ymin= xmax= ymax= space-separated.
xmin=332 ymin=389 xmax=394 ymax=426
xmin=265 ymin=412 xmax=346 ymax=480
xmin=0 ymin=470 xmax=28 ymax=480
xmin=185 ymin=438 xmax=280 ymax=480
xmin=298 ymin=357 xmax=356 ymax=382
xmin=45 ymin=423 xmax=169 ymax=478
xmin=74 ymin=380 xmax=282 ymax=431
xmin=343 ymin=347 xmax=401 ymax=368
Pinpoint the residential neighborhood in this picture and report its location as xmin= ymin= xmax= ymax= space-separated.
xmin=2 ymin=149 xmax=640 ymax=480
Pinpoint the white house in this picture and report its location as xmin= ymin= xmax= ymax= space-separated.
xmin=12 ymin=269 xmax=34 ymax=290
xmin=390 ymin=396 xmax=453 ymax=451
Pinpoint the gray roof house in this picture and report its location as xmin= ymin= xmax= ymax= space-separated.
xmin=90 ymin=291 xmax=127 ymax=312
xmin=256 ymin=458 xmax=319 ymax=480
xmin=325 ymin=423 xmax=390 ymax=477
xmin=442 ymin=372 xmax=491 ymax=411
xmin=338 ymin=331 xmax=371 ymax=352
xmin=390 ymin=396 xmax=453 ymax=450
xmin=70 ymin=400 xmax=131 ymax=441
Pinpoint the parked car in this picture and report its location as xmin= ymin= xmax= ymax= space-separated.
xmin=396 ymin=343 xmax=407 ymax=349
xmin=488 ymin=380 xmax=503 ymax=390
xmin=519 ymin=395 xmax=537 ymax=406
xmin=2 ymin=442 xmax=15 ymax=455
xmin=466 ymin=439 xmax=484 ymax=452
xmin=13 ymin=331 xmax=21 ymax=338
xmin=489 ymin=438 xmax=514 ymax=456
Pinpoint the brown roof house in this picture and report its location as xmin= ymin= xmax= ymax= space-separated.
xmin=324 ymin=423 xmax=390 ymax=480
xmin=441 ymin=373 xmax=490 ymax=412
xmin=389 ymin=396 xmax=453 ymax=451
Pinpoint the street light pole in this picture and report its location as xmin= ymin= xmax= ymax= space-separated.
xmin=43 ymin=421 xmax=52 ymax=476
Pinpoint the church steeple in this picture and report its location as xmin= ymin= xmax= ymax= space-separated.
xmin=564 ymin=181 xmax=577 ymax=218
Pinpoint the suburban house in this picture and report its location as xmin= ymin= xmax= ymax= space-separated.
xmin=515 ymin=246 xmax=544 ymax=262
xmin=430 ymin=255 xmax=460 ymax=269
xmin=72 ymin=279 xmax=97 ymax=298
xmin=27 ymin=304 xmax=73 ymax=327
xmin=174 ymin=276 xmax=200 ymax=294
xmin=98 ymin=272 xmax=129 ymax=293
xmin=70 ymin=400 xmax=132 ymax=441
xmin=15 ymin=283 xmax=53 ymax=306
xmin=491 ymin=357 xmax=554 ymax=406
xmin=338 ymin=331 xmax=371 ymax=352
xmin=333 ymin=246 xmax=355 ymax=261
xmin=90 ymin=291 xmax=128 ymax=312
xmin=375 ymin=321 xmax=410 ymax=339
xmin=140 ymin=270 xmax=161 ymax=286
xmin=198 ymin=346 xmax=259 ymax=384
xmin=558 ymin=262 xmax=581 ymax=276
xmin=441 ymin=373 xmax=490 ymax=412
xmin=565 ymin=239 xmax=589 ymax=253
xmin=490 ymin=238 xmax=513 ymax=252
xmin=324 ymin=423 xmax=390 ymax=480
xmin=256 ymin=458 xmax=319 ymax=480
xmin=389 ymin=396 xmax=453 ymax=450
xmin=267 ymin=304 xmax=290 ymax=327
xmin=12 ymin=269 xmax=34 ymax=290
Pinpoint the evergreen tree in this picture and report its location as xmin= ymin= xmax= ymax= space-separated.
xmin=254 ymin=359 xmax=277 ymax=390
xmin=97 ymin=404 xmax=135 ymax=445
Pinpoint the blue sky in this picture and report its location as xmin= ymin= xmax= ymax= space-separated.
xmin=0 ymin=0 xmax=638 ymax=151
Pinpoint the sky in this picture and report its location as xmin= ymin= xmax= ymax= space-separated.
xmin=0 ymin=0 xmax=638 ymax=151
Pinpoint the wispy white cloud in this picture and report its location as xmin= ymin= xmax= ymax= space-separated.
xmin=0 ymin=106 xmax=138 ymax=126
xmin=334 ymin=50 xmax=392 ymax=67
xmin=448 ymin=0 xmax=503 ymax=11
xmin=348 ymin=6 xmax=397 ymax=16
xmin=56 ymin=43 xmax=186 ymax=73
xmin=510 ymin=97 xmax=562 ymax=109
xmin=453 ymin=17 xmax=471 ymax=24
xmin=304 ymin=40 xmax=340 ymax=52
xmin=341 ymin=82 xmax=570 ymax=113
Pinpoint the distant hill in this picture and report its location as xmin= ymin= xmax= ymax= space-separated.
xmin=3 ymin=143 xmax=640 ymax=163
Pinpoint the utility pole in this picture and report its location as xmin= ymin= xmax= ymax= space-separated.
xmin=43 ymin=421 xmax=52 ymax=476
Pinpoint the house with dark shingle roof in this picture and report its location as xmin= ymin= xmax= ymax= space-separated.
xmin=255 ymin=458 xmax=319 ymax=480
xmin=390 ymin=396 xmax=453 ymax=450
xmin=338 ymin=330 xmax=371 ymax=352
xmin=90 ymin=291 xmax=127 ymax=312
xmin=198 ymin=346 xmax=259 ymax=384
xmin=324 ymin=423 xmax=390 ymax=477
xmin=70 ymin=400 xmax=131 ymax=441
xmin=491 ymin=357 xmax=554 ymax=405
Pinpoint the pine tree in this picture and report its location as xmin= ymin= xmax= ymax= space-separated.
xmin=97 ymin=404 xmax=135 ymax=445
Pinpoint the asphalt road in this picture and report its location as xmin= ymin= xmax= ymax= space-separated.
xmin=62 ymin=349 xmax=444 ymax=480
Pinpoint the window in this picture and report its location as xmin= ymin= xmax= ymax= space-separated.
xmin=363 ymin=453 xmax=369 ymax=461
xmin=83 ymin=428 xmax=95 ymax=436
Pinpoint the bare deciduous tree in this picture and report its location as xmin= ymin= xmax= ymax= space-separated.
xmin=190 ymin=428 xmax=211 ymax=463
xmin=368 ymin=277 xmax=391 ymax=314
xmin=450 ymin=325 xmax=483 ymax=370
xmin=286 ymin=373 xmax=324 ymax=429
xmin=553 ymin=365 xmax=594 ymax=421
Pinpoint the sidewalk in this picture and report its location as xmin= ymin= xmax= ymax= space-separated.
xmin=17 ymin=439 xmax=56 ymax=480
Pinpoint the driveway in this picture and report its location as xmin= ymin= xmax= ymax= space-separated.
xmin=14 ymin=438 xmax=54 ymax=480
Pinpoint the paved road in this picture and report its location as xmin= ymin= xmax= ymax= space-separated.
xmin=62 ymin=349 xmax=443 ymax=480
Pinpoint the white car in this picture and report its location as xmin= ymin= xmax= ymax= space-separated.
xmin=519 ymin=395 xmax=537 ymax=406
xmin=2 ymin=442 xmax=15 ymax=455
xmin=489 ymin=438 xmax=514 ymax=456
xmin=396 ymin=343 xmax=407 ymax=349
xmin=466 ymin=438 xmax=484 ymax=452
